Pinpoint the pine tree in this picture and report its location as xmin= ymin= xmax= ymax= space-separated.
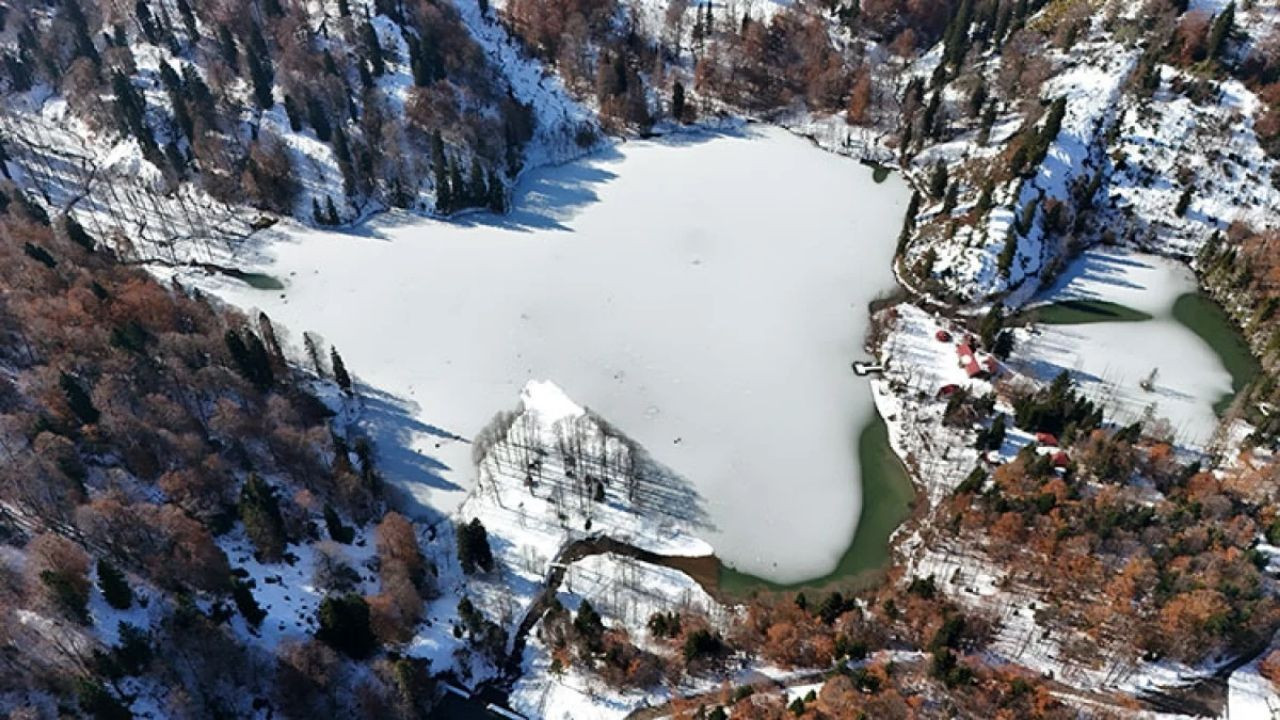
xmin=60 ymin=372 xmax=99 ymax=425
xmin=112 ymin=72 xmax=157 ymax=152
xmin=307 ymin=96 xmax=332 ymax=142
xmin=331 ymin=126 xmax=356 ymax=196
xmin=63 ymin=214 xmax=95 ymax=252
xmin=672 ymin=80 xmax=686 ymax=122
xmin=1175 ymin=187 xmax=1193 ymax=217
xmin=942 ymin=182 xmax=959 ymax=214
xmin=284 ymin=94 xmax=303 ymax=132
xmin=244 ymin=24 xmax=275 ymax=109
xmin=325 ymin=196 xmax=340 ymax=225
xmin=486 ymin=169 xmax=505 ymax=213
xmin=1208 ymin=3 xmax=1235 ymax=62
xmin=331 ymin=346 xmax=353 ymax=394
xmin=360 ymin=21 xmax=384 ymax=76
xmin=997 ymin=232 xmax=1019 ymax=276
xmin=449 ymin=159 xmax=464 ymax=210
xmin=432 ymin=132 xmax=450 ymax=212
xmin=979 ymin=103 xmax=997 ymax=145
xmin=224 ymin=328 xmax=274 ymax=391
xmin=232 ymin=576 xmax=266 ymax=627
xmin=97 ymin=559 xmax=133 ymax=610
xmin=312 ymin=197 xmax=326 ymax=225
xmin=316 ymin=593 xmax=377 ymax=658
xmin=928 ymin=161 xmax=949 ymax=199
xmin=468 ymin=158 xmax=487 ymax=207
xmin=942 ymin=0 xmax=974 ymax=71
xmin=573 ymin=599 xmax=605 ymax=646
xmin=239 ymin=474 xmax=288 ymax=561
xmin=61 ymin=0 xmax=100 ymax=66
xmin=976 ymin=182 xmax=994 ymax=215
xmin=217 ymin=26 xmax=239 ymax=72
xmin=979 ymin=303 xmax=1004 ymax=348
xmin=175 ymin=0 xmax=198 ymax=37
xmin=324 ymin=504 xmax=355 ymax=543
xmin=456 ymin=518 xmax=494 ymax=574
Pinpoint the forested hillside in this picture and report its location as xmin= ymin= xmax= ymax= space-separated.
xmin=5 ymin=0 xmax=1280 ymax=717
xmin=0 ymin=181 xmax=467 ymax=716
xmin=1 ymin=0 xmax=598 ymax=265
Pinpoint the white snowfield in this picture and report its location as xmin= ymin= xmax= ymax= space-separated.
xmin=194 ymin=126 xmax=910 ymax=583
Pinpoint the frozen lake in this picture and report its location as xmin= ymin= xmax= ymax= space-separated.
xmin=199 ymin=126 xmax=910 ymax=582
xmin=1017 ymin=248 xmax=1239 ymax=448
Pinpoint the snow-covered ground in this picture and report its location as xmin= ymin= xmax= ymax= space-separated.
xmin=510 ymin=551 xmax=730 ymax=720
xmin=189 ymin=126 xmax=910 ymax=583
xmin=1013 ymin=248 xmax=1235 ymax=447
xmin=402 ymin=380 xmax=719 ymax=687
xmin=1226 ymin=634 xmax=1280 ymax=720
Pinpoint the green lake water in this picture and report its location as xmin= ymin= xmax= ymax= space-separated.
xmin=1171 ymin=293 xmax=1261 ymax=414
xmin=1023 ymin=299 xmax=1153 ymax=325
xmin=236 ymin=271 xmax=285 ymax=290
xmin=718 ymin=414 xmax=915 ymax=597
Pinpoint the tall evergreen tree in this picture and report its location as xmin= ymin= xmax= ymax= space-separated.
xmin=468 ymin=158 xmax=487 ymax=206
xmin=244 ymin=23 xmax=275 ymax=109
xmin=284 ymin=94 xmax=303 ymax=132
xmin=239 ymin=474 xmax=287 ymax=561
xmin=360 ymin=21 xmax=385 ymax=76
xmin=217 ymin=26 xmax=239 ymax=72
xmin=325 ymin=196 xmax=340 ymax=226
xmin=63 ymin=213 xmax=95 ymax=252
xmin=306 ymin=95 xmax=332 ymax=142
xmin=330 ymin=346 xmax=353 ymax=395
xmin=1208 ymin=3 xmax=1235 ymax=62
xmin=60 ymin=372 xmax=99 ymax=425
xmin=96 ymin=559 xmax=133 ymax=610
xmin=316 ymin=593 xmax=377 ymax=658
xmin=928 ymin=161 xmax=949 ymax=199
xmin=431 ymin=131 xmax=451 ymax=212
xmin=456 ymin=518 xmax=494 ymax=574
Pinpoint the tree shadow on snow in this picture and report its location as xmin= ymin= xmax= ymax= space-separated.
xmin=356 ymin=383 xmax=468 ymax=519
xmin=625 ymin=445 xmax=715 ymax=535
xmin=1035 ymin=248 xmax=1155 ymax=303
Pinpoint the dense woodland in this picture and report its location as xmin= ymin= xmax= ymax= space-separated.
xmin=0 ymin=192 xmax=451 ymax=715
xmin=2 ymin=0 xmax=534 ymax=221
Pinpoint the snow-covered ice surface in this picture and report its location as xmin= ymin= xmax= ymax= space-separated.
xmin=190 ymin=126 xmax=910 ymax=583
xmin=1013 ymin=248 xmax=1234 ymax=448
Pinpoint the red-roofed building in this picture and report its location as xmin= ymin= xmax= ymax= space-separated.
xmin=956 ymin=344 xmax=982 ymax=377
xmin=984 ymin=356 xmax=999 ymax=375
xmin=935 ymin=329 xmax=952 ymax=342
xmin=1035 ymin=432 xmax=1059 ymax=446
xmin=1053 ymin=451 xmax=1071 ymax=468
xmin=937 ymin=383 xmax=961 ymax=398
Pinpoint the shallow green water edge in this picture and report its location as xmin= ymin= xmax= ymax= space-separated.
xmin=1172 ymin=293 xmax=1262 ymax=415
xmin=717 ymin=413 xmax=915 ymax=598
xmin=1020 ymin=299 xmax=1154 ymax=325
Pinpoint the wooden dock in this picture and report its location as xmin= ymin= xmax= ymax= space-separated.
xmin=852 ymin=360 xmax=885 ymax=376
